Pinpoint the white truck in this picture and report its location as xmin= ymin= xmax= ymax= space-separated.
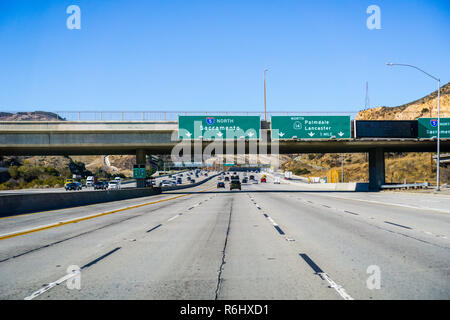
xmin=86 ymin=176 xmax=97 ymax=187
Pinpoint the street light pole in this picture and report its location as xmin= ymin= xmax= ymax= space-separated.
xmin=386 ymin=63 xmax=441 ymax=191
xmin=264 ymin=69 xmax=268 ymax=121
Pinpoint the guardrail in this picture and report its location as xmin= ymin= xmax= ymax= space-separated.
xmin=380 ymin=182 xmax=429 ymax=190
xmin=1 ymin=111 xmax=360 ymax=121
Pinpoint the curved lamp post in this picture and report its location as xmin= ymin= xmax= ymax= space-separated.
xmin=386 ymin=63 xmax=441 ymax=191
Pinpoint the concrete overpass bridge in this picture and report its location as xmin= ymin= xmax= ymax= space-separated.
xmin=1 ymin=121 xmax=449 ymax=190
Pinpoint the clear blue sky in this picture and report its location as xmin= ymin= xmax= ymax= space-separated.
xmin=0 ymin=0 xmax=449 ymax=113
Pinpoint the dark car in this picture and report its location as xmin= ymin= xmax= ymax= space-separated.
xmin=217 ymin=181 xmax=225 ymax=188
xmin=230 ymin=176 xmax=241 ymax=190
xmin=224 ymin=176 xmax=230 ymax=181
xmin=145 ymin=179 xmax=156 ymax=188
xmin=249 ymin=175 xmax=255 ymax=180
xmin=65 ymin=182 xmax=82 ymax=191
xmin=93 ymin=181 xmax=107 ymax=190
xmin=242 ymin=177 xmax=248 ymax=183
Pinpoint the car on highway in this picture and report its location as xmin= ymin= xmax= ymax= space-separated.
xmin=65 ymin=182 xmax=82 ymax=191
xmin=224 ymin=176 xmax=229 ymax=181
xmin=177 ymin=177 xmax=182 ymax=184
xmin=93 ymin=180 xmax=107 ymax=190
xmin=217 ymin=181 xmax=225 ymax=188
xmin=159 ymin=180 xmax=176 ymax=187
xmin=145 ymin=179 xmax=156 ymax=188
xmin=64 ymin=178 xmax=74 ymax=186
xmin=190 ymin=179 xmax=196 ymax=183
xmin=230 ymin=176 xmax=241 ymax=190
xmin=242 ymin=177 xmax=248 ymax=183
xmin=108 ymin=180 xmax=120 ymax=190
xmin=273 ymin=177 xmax=281 ymax=184
xmin=249 ymin=175 xmax=255 ymax=180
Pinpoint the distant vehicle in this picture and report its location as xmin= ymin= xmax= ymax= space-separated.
xmin=242 ymin=177 xmax=248 ymax=183
xmin=108 ymin=181 xmax=120 ymax=190
xmin=274 ymin=177 xmax=280 ymax=184
xmin=114 ymin=177 xmax=121 ymax=182
xmin=224 ymin=176 xmax=229 ymax=181
xmin=230 ymin=177 xmax=241 ymax=190
xmin=177 ymin=178 xmax=182 ymax=184
xmin=160 ymin=180 xmax=176 ymax=187
xmin=284 ymin=171 xmax=292 ymax=180
xmin=261 ymin=177 xmax=267 ymax=183
xmin=252 ymin=180 xmax=258 ymax=184
xmin=65 ymin=182 xmax=82 ymax=191
xmin=145 ymin=179 xmax=156 ymax=188
xmin=190 ymin=179 xmax=196 ymax=183
xmin=217 ymin=181 xmax=225 ymax=188
xmin=249 ymin=175 xmax=255 ymax=180
xmin=64 ymin=178 xmax=74 ymax=186
xmin=86 ymin=176 xmax=97 ymax=187
xmin=93 ymin=181 xmax=107 ymax=190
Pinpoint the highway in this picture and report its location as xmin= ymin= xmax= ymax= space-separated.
xmin=0 ymin=172 xmax=201 ymax=195
xmin=0 ymin=173 xmax=449 ymax=300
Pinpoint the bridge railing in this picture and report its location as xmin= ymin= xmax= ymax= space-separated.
xmin=6 ymin=111 xmax=359 ymax=121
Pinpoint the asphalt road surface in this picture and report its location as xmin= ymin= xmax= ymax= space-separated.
xmin=0 ymin=173 xmax=449 ymax=300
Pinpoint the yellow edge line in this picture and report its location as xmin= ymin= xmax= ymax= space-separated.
xmin=0 ymin=184 xmax=216 ymax=241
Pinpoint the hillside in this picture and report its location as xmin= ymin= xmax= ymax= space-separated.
xmin=356 ymin=82 xmax=450 ymax=120
xmin=0 ymin=111 xmax=64 ymax=121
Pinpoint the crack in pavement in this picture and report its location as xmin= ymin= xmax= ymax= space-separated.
xmin=214 ymin=198 xmax=233 ymax=300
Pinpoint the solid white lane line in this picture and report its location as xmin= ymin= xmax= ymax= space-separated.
xmin=24 ymin=270 xmax=80 ymax=300
xmin=168 ymin=215 xmax=179 ymax=222
xmin=318 ymin=272 xmax=354 ymax=300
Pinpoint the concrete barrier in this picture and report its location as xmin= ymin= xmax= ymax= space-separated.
xmin=0 ymin=187 xmax=162 ymax=217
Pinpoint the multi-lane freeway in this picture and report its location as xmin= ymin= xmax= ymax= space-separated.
xmin=0 ymin=173 xmax=449 ymax=300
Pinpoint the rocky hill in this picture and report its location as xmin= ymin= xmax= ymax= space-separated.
xmin=356 ymin=82 xmax=450 ymax=120
xmin=0 ymin=111 xmax=65 ymax=121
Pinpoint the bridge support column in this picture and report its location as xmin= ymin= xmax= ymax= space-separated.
xmin=136 ymin=149 xmax=146 ymax=188
xmin=369 ymin=148 xmax=385 ymax=191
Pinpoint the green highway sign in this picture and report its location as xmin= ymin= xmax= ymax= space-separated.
xmin=418 ymin=118 xmax=450 ymax=139
xmin=133 ymin=165 xmax=146 ymax=179
xmin=178 ymin=116 xmax=260 ymax=140
xmin=271 ymin=116 xmax=351 ymax=139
